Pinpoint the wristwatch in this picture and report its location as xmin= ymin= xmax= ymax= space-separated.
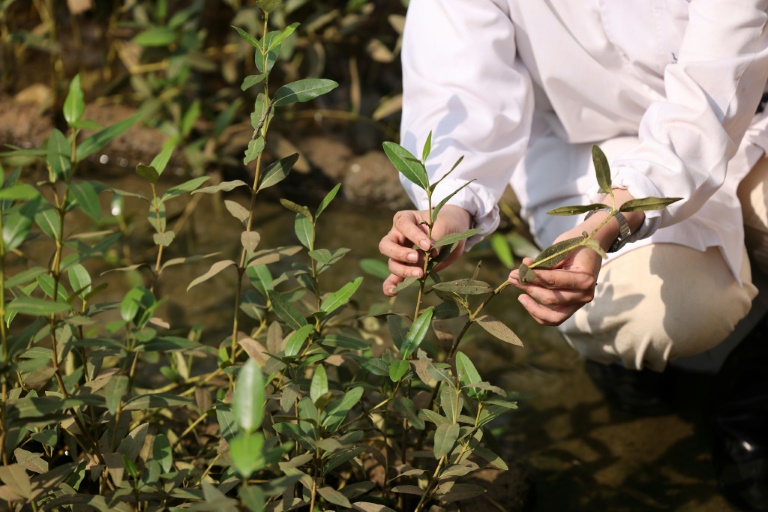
xmin=584 ymin=208 xmax=632 ymax=253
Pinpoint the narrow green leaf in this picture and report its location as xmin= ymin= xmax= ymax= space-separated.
xmin=310 ymin=366 xmax=328 ymax=404
xmin=530 ymin=233 xmax=589 ymax=270
xmin=400 ymin=308 xmax=434 ymax=359
xmin=317 ymin=486 xmax=352 ymax=508
xmin=63 ymin=74 xmax=84 ymax=125
xmin=76 ymin=114 xmax=139 ymax=162
xmin=391 ymin=276 xmax=417 ymax=293
xmin=592 ymin=145 xmax=612 ymax=194
xmin=273 ymin=79 xmax=339 ymax=107
xmin=389 ymin=359 xmax=409 ymax=382
xmin=518 ymin=264 xmax=536 ymax=284
xmin=268 ymin=290 xmax=308 ymax=331
xmin=241 ymin=73 xmax=267 ymax=91
xmin=230 ymin=433 xmax=266 ymax=478
xmin=268 ymin=22 xmax=299 ymax=50
xmin=0 ymin=184 xmax=39 ymax=201
xmin=433 ymin=423 xmax=460 ymax=459
xmin=133 ymin=26 xmax=178 ymax=46
xmin=320 ymin=277 xmax=363 ymax=314
xmin=4 ymin=211 xmax=34 ymax=250
xmin=280 ymin=199 xmax=312 ymax=220
xmin=233 ymin=26 xmax=261 ymax=49
xmin=150 ymin=144 xmax=175 ymax=176
xmin=294 ymin=215 xmax=313 ymax=249
xmin=455 ymin=352 xmax=482 ymax=387
xmin=475 ymin=315 xmax=523 ymax=347
xmin=433 ymin=228 xmax=483 ymax=248
xmin=256 ymin=0 xmax=281 ymax=13
xmin=47 ymin=129 xmax=71 ymax=179
xmin=67 ymin=264 xmax=92 ymax=297
xmin=546 ymin=203 xmax=609 ymax=216
xmin=394 ymin=396 xmax=425 ymax=430
xmin=162 ymin=176 xmax=210 ymax=201
xmin=422 ymin=130 xmax=432 ymax=162
xmin=153 ymin=434 xmax=173 ymax=473
xmin=619 ymin=197 xmax=683 ymax=212
xmin=187 ymin=260 xmax=236 ymax=291
xmin=7 ymin=297 xmax=69 ymax=316
xmin=69 ymin=181 xmax=101 ymax=220
xmin=490 ymin=234 xmax=514 ymax=268
xmin=316 ymin=183 xmax=341 ymax=219
xmin=244 ymin=137 xmax=265 ymax=165
xmin=432 ymin=180 xmax=475 ymax=224
xmin=259 ymin=154 xmax=298 ymax=191
xmin=431 ymin=155 xmax=465 ymax=191
xmin=382 ymin=142 xmax=429 ymax=191
xmin=136 ymin=164 xmax=159 ymax=184
xmin=284 ymin=324 xmax=314 ymax=357
xmin=388 ymin=315 xmax=407 ymax=352
xmin=323 ymin=386 xmax=364 ymax=432
xmin=105 ymin=375 xmax=129 ymax=415
xmin=153 ymin=231 xmax=175 ymax=247
xmin=233 ymin=359 xmax=266 ymax=433
xmin=192 ymin=180 xmax=248 ymax=195
xmin=432 ymin=279 xmax=492 ymax=296
xmin=34 ymin=207 xmax=60 ymax=241
xmin=360 ymin=258 xmax=390 ymax=280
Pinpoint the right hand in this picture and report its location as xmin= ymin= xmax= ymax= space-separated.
xmin=378 ymin=205 xmax=472 ymax=296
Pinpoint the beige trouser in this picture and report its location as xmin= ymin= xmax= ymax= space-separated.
xmin=559 ymin=157 xmax=768 ymax=372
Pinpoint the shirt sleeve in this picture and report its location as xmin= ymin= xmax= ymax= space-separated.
xmin=595 ymin=0 xmax=768 ymax=235
xmin=400 ymin=0 xmax=533 ymax=249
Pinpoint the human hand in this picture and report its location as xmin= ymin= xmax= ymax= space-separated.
xmin=378 ymin=205 xmax=472 ymax=296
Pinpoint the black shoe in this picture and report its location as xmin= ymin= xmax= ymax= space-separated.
xmin=585 ymin=360 xmax=674 ymax=416
xmin=712 ymin=316 xmax=768 ymax=511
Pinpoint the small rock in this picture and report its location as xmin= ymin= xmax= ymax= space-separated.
xmin=342 ymin=150 xmax=412 ymax=210
xmin=298 ymin=135 xmax=353 ymax=181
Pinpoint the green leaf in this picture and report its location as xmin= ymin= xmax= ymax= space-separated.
xmin=233 ymin=26 xmax=261 ymax=49
xmin=323 ymin=386 xmax=364 ymax=433
xmin=268 ymin=290 xmax=308 ymax=331
xmin=294 ymin=215 xmax=313 ymax=249
xmin=192 ymin=180 xmax=248 ymax=195
xmin=241 ymin=231 xmax=260 ymax=253
xmin=152 ymin=434 xmax=173 ymax=473
xmin=4 ymin=210 xmax=34 ymax=250
xmin=391 ymin=276 xmax=418 ymax=293
xmin=233 ymin=358 xmax=265 ymax=433
xmin=256 ymin=0 xmax=281 ymax=13
xmin=360 ymin=258 xmax=390 ymax=280
xmin=394 ymin=396 xmax=425 ymax=430
xmin=310 ymin=366 xmax=328 ymax=404
xmin=67 ymin=264 xmax=92 ymax=297
xmin=216 ymin=403 xmax=238 ymax=441
xmin=529 ymin=233 xmax=589 ymax=270
xmin=162 ymin=176 xmax=210 ymax=201
xmin=268 ymin=22 xmax=299 ymax=50
xmin=431 ymin=155 xmax=466 ymax=191
xmin=518 ymin=263 xmax=536 ymax=284
xmin=619 ymin=197 xmax=683 ymax=212
xmin=475 ymin=315 xmax=523 ymax=347
xmin=153 ymin=231 xmax=175 ymax=247
xmin=317 ymin=486 xmax=352 ymax=508
xmin=47 ymin=129 xmax=71 ymax=179
xmin=180 ymin=100 xmax=200 ymax=137
xmin=0 ymin=184 xmax=39 ymax=201
xmin=280 ymin=199 xmax=312 ymax=220
xmin=320 ymin=277 xmax=362 ymax=314
xmin=76 ymin=114 xmax=139 ymax=162
xmin=63 ymin=74 xmax=84 ymax=125
xmin=69 ymin=181 xmax=101 ymax=220
xmin=7 ymin=297 xmax=69 ymax=316
xmin=273 ymin=79 xmax=339 ymax=107
xmin=388 ymin=315 xmax=407 ymax=352
xmin=546 ymin=203 xmax=608 ymax=216
xmin=241 ymin=73 xmax=267 ymax=91
xmin=133 ymin=26 xmax=178 ymax=46
xmin=136 ymin=164 xmax=159 ymax=184
xmin=432 ymin=180 xmax=475 ymax=224
xmin=284 ymin=324 xmax=314 ymax=358
xmin=389 ymin=359 xmax=409 ymax=382
xmin=433 ymin=228 xmax=483 ymax=248
xmin=490 ymin=234 xmax=514 ymax=268
xmin=382 ymin=142 xmax=429 ymax=191
xmin=230 ymin=432 xmax=266 ymax=478
xmin=432 ymin=279 xmax=492 ymax=296
xmin=315 ymin=183 xmax=341 ymax=219
xmin=150 ymin=144 xmax=175 ymax=176
xmin=105 ymin=375 xmax=128 ymax=415
xmin=244 ymin=137 xmax=265 ymax=166
xmin=400 ymin=308 xmax=434 ymax=359
xmin=239 ymin=481 xmax=265 ymax=512
xmin=455 ymin=352 xmax=483 ymax=400
xmin=592 ymin=145 xmax=612 ymax=195
xmin=259 ymin=154 xmax=298 ymax=190
xmin=422 ymin=130 xmax=433 ymax=163
xmin=187 ymin=260 xmax=236 ymax=291
xmin=433 ymin=423 xmax=460 ymax=459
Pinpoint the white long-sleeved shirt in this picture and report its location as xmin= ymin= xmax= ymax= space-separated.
xmin=400 ymin=0 xmax=768 ymax=280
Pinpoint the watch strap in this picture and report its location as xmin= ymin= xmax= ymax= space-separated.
xmin=585 ymin=208 xmax=632 ymax=253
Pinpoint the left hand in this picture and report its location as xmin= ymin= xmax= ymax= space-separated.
xmin=508 ymin=229 xmax=602 ymax=326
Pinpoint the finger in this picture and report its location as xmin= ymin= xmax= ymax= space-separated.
xmin=379 ymin=231 xmax=420 ymax=263
xmin=517 ymin=294 xmax=574 ymax=326
xmin=388 ymin=258 xmax=423 ymax=279
xmin=383 ymin=274 xmax=403 ymax=296
xmin=516 ymin=284 xmax=592 ymax=307
xmin=393 ymin=212 xmax=432 ymax=251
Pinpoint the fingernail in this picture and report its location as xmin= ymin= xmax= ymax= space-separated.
xmin=389 ymin=288 xmax=397 ymax=294
xmin=411 ymin=269 xmax=421 ymax=277
xmin=407 ymin=253 xmax=418 ymax=262
xmin=419 ymin=240 xmax=431 ymax=250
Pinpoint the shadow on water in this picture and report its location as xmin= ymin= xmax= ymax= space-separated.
xmin=30 ymin=168 xmax=734 ymax=511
